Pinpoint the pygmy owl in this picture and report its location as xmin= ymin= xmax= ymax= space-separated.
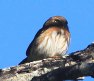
xmin=19 ymin=16 xmax=70 ymax=64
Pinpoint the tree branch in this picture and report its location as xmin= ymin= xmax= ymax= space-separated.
xmin=0 ymin=43 xmax=94 ymax=81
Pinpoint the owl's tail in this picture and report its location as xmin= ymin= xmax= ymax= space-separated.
xmin=19 ymin=57 xmax=29 ymax=65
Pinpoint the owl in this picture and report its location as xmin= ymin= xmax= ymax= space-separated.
xmin=19 ymin=16 xmax=70 ymax=64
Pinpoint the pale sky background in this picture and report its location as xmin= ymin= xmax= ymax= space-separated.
xmin=0 ymin=0 xmax=94 ymax=81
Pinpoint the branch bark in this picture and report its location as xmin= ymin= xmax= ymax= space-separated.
xmin=0 ymin=43 xmax=94 ymax=81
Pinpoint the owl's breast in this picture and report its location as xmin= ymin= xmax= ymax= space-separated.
xmin=36 ymin=27 xmax=70 ymax=57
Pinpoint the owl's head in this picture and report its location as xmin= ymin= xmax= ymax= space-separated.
xmin=43 ymin=16 xmax=69 ymax=31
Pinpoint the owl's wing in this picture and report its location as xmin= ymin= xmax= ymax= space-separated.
xmin=26 ymin=28 xmax=45 ymax=56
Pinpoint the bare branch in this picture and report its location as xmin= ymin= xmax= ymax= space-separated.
xmin=0 ymin=43 xmax=94 ymax=81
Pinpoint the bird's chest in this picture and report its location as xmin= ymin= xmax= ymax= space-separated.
xmin=37 ymin=28 xmax=68 ymax=57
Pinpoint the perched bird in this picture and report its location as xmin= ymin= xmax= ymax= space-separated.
xmin=19 ymin=16 xmax=70 ymax=64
